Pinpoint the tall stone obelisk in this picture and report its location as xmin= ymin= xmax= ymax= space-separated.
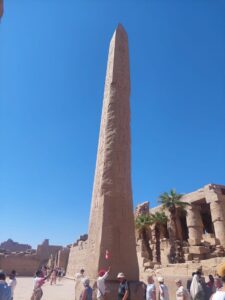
xmin=87 ymin=24 xmax=139 ymax=282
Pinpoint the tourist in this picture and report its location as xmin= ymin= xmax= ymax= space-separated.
xmin=157 ymin=277 xmax=169 ymax=300
xmin=46 ymin=267 xmax=51 ymax=281
xmin=58 ymin=268 xmax=65 ymax=281
xmin=80 ymin=278 xmax=92 ymax=300
xmin=8 ymin=270 xmax=17 ymax=300
xmin=50 ymin=268 xmax=57 ymax=285
xmin=190 ymin=274 xmax=205 ymax=300
xmin=175 ymin=279 xmax=191 ymax=300
xmin=31 ymin=270 xmax=49 ymax=300
xmin=210 ymin=262 xmax=225 ymax=299
xmin=146 ymin=275 xmax=156 ymax=300
xmin=206 ymin=275 xmax=216 ymax=299
xmin=117 ymin=272 xmax=129 ymax=300
xmin=75 ymin=269 xmax=85 ymax=281
xmin=75 ymin=269 xmax=85 ymax=300
xmin=97 ymin=266 xmax=110 ymax=299
xmin=41 ymin=266 xmax=47 ymax=277
xmin=215 ymin=277 xmax=223 ymax=291
xmin=187 ymin=272 xmax=196 ymax=292
xmin=0 ymin=270 xmax=11 ymax=300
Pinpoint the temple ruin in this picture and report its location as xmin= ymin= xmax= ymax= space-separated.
xmin=136 ymin=184 xmax=225 ymax=274
xmin=0 ymin=239 xmax=67 ymax=276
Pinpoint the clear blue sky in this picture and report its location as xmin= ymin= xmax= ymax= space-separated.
xmin=0 ymin=0 xmax=225 ymax=248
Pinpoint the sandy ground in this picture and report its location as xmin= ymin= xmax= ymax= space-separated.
xmin=13 ymin=277 xmax=75 ymax=300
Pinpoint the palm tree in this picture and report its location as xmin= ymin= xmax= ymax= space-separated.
xmin=135 ymin=214 xmax=153 ymax=260
xmin=150 ymin=211 xmax=168 ymax=263
xmin=150 ymin=211 xmax=168 ymax=234
xmin=158 ymin=189 xmax=189 ymax=240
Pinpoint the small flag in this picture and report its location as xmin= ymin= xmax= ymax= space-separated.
xmin=105 ymin=250 xmax=110 ymax=260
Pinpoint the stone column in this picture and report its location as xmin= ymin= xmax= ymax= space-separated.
xmin=175 ymin=215 xmax=183 ymax=241
xmin=205 ymin=185 xmax=225 ymax=247
xmin=87 ymin=23 xmax=139 ymax=281
xmin=73 ymin=24 xmax=145 ymax=300
xmin=186 ymin=205 xmax=203 ymax=246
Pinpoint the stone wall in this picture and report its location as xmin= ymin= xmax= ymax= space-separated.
xmin=36 ymin=239 xmax=62 ymax=262
xmin=66 ymin=240 xmax=88 ymax=278
xmin=56 ymin=247 xmax=70 ymax=270
xmin=0 ymin=239 xmax=63 ymax=276
xmin=0 ymin=253 xmax=40 ymax=276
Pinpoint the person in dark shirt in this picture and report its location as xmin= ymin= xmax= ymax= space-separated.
xmin=117 ymin=272 xmax=129 ymax=300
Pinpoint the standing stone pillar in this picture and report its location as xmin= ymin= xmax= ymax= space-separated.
xmin=75 ymin=24 xmax=143 ymax=300
xmin=175 ymin=215 xmax=183 ymax=241
xmin=205 ymin=185 xmax=225 ymax=247
xmin=186 ymin=205 xmax=203 ymax=246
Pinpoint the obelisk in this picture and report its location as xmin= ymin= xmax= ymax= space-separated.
xmin=87 ymin=23 xmax=139 ymax=283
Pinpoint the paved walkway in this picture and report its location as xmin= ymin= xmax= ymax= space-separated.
xmin=14 ymin=277 xmax=75 ymax=300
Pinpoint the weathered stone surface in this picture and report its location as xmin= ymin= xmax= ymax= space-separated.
xmin=135 ymin=202 xmax=149 ymax=217
xmin=202 ymin=234 xmax=219 ymax=246
xmin=189 ymin=246 xmax=209 ymax=255
xmin=66 ymin=241 xmax=88 ymax=278
xmin=188 ymin=238 xmax=202 ymax=246
xmin=0 ymin=239 xmax=63 ymax=276
xmin=86 ymin=24 xmax=139 ymax=282
xmin=186 ymin=206 xmax=203 ymax=245
xmin=56 ymin=247 xmax=70 ymax=270
xmin=184 ymin=253 xmax=193 ymax=261
xmin=204 ymin=185 xmax=225 ymax=246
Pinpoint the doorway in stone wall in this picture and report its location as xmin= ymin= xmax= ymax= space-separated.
xmin=200 ymin=201 xmax=214 ymax=234
xmin=178 ymin=210 xmax=189 ymax=241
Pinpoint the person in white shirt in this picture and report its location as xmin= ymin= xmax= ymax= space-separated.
xmin=157 ymin=277 xmax=170 ymax=300
xmin=75 ymin=269 xmax=85 ymax=281
xmin=175 ymin=279 xmax=191 ymax=300
xmin=75 ymin=269 xmax=85 ymax=300
xmin=210 ymin=262 xmax=225 ymax=300
xmin=97 ymin=266 xmax=110 ymax=300
xmin=30 ymin=270 xmax=50 ymax=300
xmin=8 ymin=270 xmax=17 ymax=300
xmin=146 ymin=275 xmax=156 ymax=300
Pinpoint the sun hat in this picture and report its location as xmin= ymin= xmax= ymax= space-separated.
xmin=217 ymin=262 xmax=225 ymax=277
xmin=82 ymin=278 xmax=90 ymax=286
xmin=98 ymin=269 xmax=106 ymax=277
xmin=157 ymin=276 xmax=164 ymax=283
xmin=117 ymin=272 xmax=125 ymax=279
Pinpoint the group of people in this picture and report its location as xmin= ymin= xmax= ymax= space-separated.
xmin=0 ymin=270 xmax=17 ymax=300
xmin=142 ymin=269 xmax=225 ymax=300
xmin=75 ymin=267 xmax=130 ymax=300
xmin=1 ymin=262 xmax=225 ymax=300
xmin=41 ymin=265 xmax=65 ymax=285
xmin=76 ymin=263 xmax=225 ymax=300
xmin=31 ymin=266 xmax=65 ymax=300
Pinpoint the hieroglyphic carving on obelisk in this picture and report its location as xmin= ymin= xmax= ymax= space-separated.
xmin=87 ymin=24 xmax=139 ymax=281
